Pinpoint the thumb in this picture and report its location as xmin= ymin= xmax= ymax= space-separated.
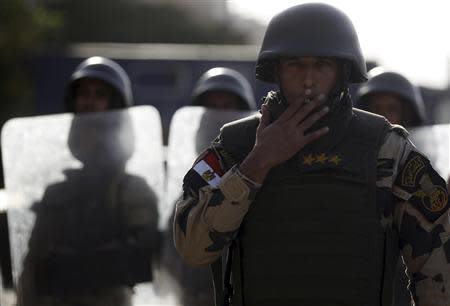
xmin=257 ymin=104 xmax=270 ymax=132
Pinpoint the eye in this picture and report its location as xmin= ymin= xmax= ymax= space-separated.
xmin=76 ymin=88 xmax=90 ymax=98
xmin=316 ymin=59 xmax=331 ymax=67
xmin=95 ymin=89 xmax=109 ymax=99
xmin=286 ymin=60 xmax=298 ymax=67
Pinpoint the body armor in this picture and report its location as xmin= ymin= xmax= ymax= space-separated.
xmin=219 ymin=108 xmax=397 ymax=306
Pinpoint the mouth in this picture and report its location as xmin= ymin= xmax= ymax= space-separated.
xmin=302 ymin=92 xmax=327 ymax=105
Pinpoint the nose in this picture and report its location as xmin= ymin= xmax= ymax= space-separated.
xmin=76 ymin=91 xmax=96 ymax=113
xmin=303 ymin=68 xmax=314 ymax=89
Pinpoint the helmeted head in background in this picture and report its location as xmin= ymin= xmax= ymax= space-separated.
xmin=256 ymin=2 xmax=367 ymax=99
xmin=65 ymin=56 xmax=133 ymax=113
xmin=355 ymin=68 xmax=426 ymax=127
xmin=191 ymin=67 xmax=256 ymax=111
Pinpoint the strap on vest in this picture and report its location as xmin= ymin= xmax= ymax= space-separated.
xmin=355 ymin=108 xmax=397 ymax=305
xmin=381 ymin=228 xmax=400 ymax=306
xmin=211 ymin=241 xmax=236 ymax=306
xmin=231 ymin=240 xmax=243 ymax=306
xmin=211 ymin=258 xmax=225 ymax=306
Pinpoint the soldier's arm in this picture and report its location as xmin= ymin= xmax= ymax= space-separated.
xmin=173 ymin=146 xmax=261 ymax=266
xmin=174 ymin=99 xmax=329 ymax=266
xmin=384 ymin=130 xmax=450 ymax=305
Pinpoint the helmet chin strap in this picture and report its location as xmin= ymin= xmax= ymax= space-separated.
xmin=327 ymin=60 xmax=352 ymax=107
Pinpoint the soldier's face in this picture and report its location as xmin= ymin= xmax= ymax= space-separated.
xmin=74 ymin=78 xmax=113 ymax=113
xmin=200 ymin=91 xmax=243 ymax=110
xmin=367 ymin=93 xmax=404 ymax=125
xmin=277 ymin=56 xmax=339 ymax=106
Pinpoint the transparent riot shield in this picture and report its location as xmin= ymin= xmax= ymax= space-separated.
xmin=1 ymin=106 xmax=172 ymax=306
xmin=409 ymin=124 xmax=450 ymax=179
xmin=165 ymin=106 xmax=256 ymax=223
xmin=162 ymin=106 xmax=255 ymax=306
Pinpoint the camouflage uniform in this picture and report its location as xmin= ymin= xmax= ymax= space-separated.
xmin=174 ymin=100 xmax=450 ymax=305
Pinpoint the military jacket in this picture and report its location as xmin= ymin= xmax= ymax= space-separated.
xmin=174 ymin=100 xmax=450 ymax=305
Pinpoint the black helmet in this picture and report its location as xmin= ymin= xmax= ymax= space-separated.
xmin=256 ymin=3 xmax=367 ymax=84
xmin=65 ymin=56 xmax=133 ymax=112
xmin=356 ymin=68 xmax=426 ymax=126
xmin=191 ymin=67 xmax=256 ymax=110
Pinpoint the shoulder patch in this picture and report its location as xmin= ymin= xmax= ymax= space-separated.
xmin=395 ymin=151 xmax=449 ymax=222
xmin=401 ymin=153 xmax=427 ymax=187
xmin=183 ymin=149 xmax=225 ymax=192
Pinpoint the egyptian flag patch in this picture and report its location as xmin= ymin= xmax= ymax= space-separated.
xmin=183 ymin=149 xmax=225 ymax=192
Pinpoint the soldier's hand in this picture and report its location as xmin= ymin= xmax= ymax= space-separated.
xmin=239 ymin=97 xmax=329 ymax=183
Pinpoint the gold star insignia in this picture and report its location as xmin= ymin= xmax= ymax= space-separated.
xmin=302 ymin=154 xmax=315 ymax=166
xmin=315 ymin=153 xmax=328 ymax=164
xmin=328 ymin=155 xmax=342 ymax=166
xmin=413 ymin=190 xmax=427 ymax=198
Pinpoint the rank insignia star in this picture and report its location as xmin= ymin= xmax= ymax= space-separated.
xmin=328 ymin=155 xmax=342 ymax=166
xmin=302 ymin=154 xmax=315 ymax=165
xmin=315 ymin=153 xmax=328 ymax=164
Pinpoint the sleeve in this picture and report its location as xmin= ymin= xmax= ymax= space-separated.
xmin=383 ymin=130 xmax=450 ymax=306
xmin=173 ymin=144 xmax=261 ymax=267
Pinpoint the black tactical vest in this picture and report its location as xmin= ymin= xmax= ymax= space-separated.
xmin=219 ymin=108 xmax=395 ymax=306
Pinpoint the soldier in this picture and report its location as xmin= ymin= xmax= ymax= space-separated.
xmin=162 ymin=67 xmax=255 ymax=306
xmin=191 ymin=67 xmax=256 ymax=111
xmin=192 ymin=67 xmax=256 ymax=154
xmin=355 ymin=68 xmax=427 ymax=127
xmin=64 ymin=56 xmax=133 ymax=113
xmin=173 ymin=3 xmax=450 ymax=306
xmin=18 ymin=56 xmax=160 ymax=306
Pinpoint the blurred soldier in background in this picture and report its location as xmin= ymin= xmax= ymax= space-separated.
xmin=192 ymin=67 xmax=256 ymax=154
xmin=190 ymin=67 xmax=256 ymax=111
xmin=174 ymin=3 xmax=450 ymax=306
xmin=18 ymin=56 xmax=160 ymax=306
xmin=161 ymin=67 xmax=255 ymax=306
xmin=355 ymin=68 xmax=427 ymax=127
xmin=64 ymin=56 xmax=133 ymax=113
